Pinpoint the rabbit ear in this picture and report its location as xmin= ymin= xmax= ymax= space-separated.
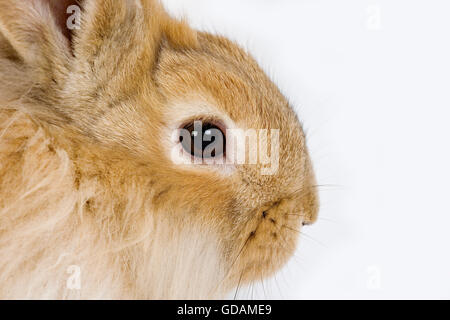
xmin=0 ymin=0 xmax=198 ymax=80
xmin=0 ymin=0 xmax=77 ymax=67
xmin=73 ymin=0 xmax=198 ymax=80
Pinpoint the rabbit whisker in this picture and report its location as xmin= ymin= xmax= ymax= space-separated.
xmin=233 ymin=269 xmax=245 ymax=300
xmin=274 ymin=273 xmax=284 ymax=299
xmin=285 ymin=213 xmax=304 ymax=218
xmin=281 ymin=225 xmax=327 ymax=248
xmin=281 ymin=225 xmax=300 ymax=233
xmin=215 ymin=231 xmax=254 ymax=296
xmin=259 ymin=271 xmax=267 ymax=299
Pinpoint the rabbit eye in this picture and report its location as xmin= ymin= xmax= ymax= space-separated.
xmin=179 ymin=121 xmax=226 ymax=159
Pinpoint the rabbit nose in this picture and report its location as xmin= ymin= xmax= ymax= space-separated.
xmin=300 ymin=201 xmax=319 ymax=226
xmin=302 ymin=220 xmax=313 ymax=226
xmin=299 ymin=185 xmax=319 ymax=226
xmin=303 ymin=202 xmax=318 ymax=225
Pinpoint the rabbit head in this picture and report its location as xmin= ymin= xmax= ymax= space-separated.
xmin=0 ymin=0 xmax=318 ymax=298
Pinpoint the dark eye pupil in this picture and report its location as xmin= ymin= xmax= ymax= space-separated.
xmin=180 ymin=122 xmax=226 ymax=159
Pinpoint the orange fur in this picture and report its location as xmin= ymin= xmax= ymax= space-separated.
xmin=0 ymin=0 xmax=318 ymax=299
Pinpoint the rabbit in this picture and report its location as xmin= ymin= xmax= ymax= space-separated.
xmin=0 ymin=0 xmax=319 ymax=299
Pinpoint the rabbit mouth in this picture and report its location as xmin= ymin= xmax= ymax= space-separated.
xmin=225 ymin=200 xmax=308 ymax=289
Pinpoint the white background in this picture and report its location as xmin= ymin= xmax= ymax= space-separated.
xmin=162 ymin=0 xmax=450 ymax=299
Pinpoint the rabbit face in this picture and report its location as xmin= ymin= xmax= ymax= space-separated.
xmin=0 ymin=0 xmax=319 ymax=297
xmin=149 ymin=33 xmax=319 ymax=287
